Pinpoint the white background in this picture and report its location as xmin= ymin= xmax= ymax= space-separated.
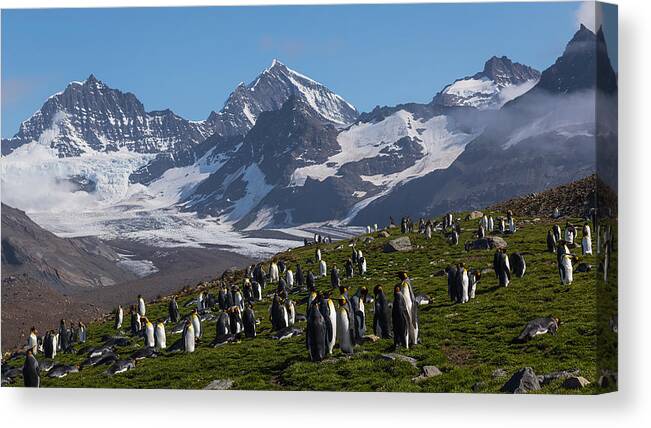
xmin=0 ymin=0 xmax=649 ymax=426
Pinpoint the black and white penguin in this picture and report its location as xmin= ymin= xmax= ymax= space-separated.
xmin=330 ymin=265 xmax=341 ymax=288
xmin=315 ymin=247 xmax=322 ymax=262
xmin=336 ymin=297 xmax=354 ymax=354
xmin=216 ymin=311 xmax=231 ymax=338
xmin=446 ymin=265 xmax=458 ymax=302
xmin=58 ymin=319 xmax=69 ymax=353
xmin=495 ymin=249 xmax=511 ymax=287
xmin=392 ymin=286 xmax=410 ymax=349
xmin=143 ymin=318 xmax=155 ymax=348
xmin=318 ymin=292 xmax=337 ymax=354
xmin=468 ymin=270 xmax=481 ymax=299
xmin=169 ymin=297 xmax=180 ymax=323
xmin=229 ymin=306 xmax=244 ymax=335
xmin=507 ymin=210 xmax=517 ymax=233
xmin=285 ymin=299 xmax=296 ymax=326
xmin=456 ymin=264 xmax=469 ymax=304
xmin=269 ymin=261 xmax=279 ymax=283
xmin=477 ymin=225 xmax=486 ymax=239
xmin=319 ymin=259 xmax=327 ymax=278
xmin=243 ymin=305 xmax=256 ymax=338
xmin=345 ymin=258 xmax=354 ymax=278
xmin=77 ymin=321 xmax=87 ymax=343
xmin=155 ymin=319 xmax=166 ymax=349
xmin=269 ymin=295 xmax=288 ymax=331
xmin=252 ymin=281 xmax=262 ymax=301
xmin=296 ymin=264 xmax=304 ymax=287
xmin=514 ymin=317 xmax=560 ymax=343
xmin=398 ymin=272 xmax=418 ymax=346
xmin=582 ymin=223 xmax=593 ymax=255
xmin=43 ymin=330 xmax=57 ymax=359
xmin=373 ymin=285 xmax=391 ymax=339
xmin=27 ymin=327 xmax=38 ymax=355
xmin=509 ymin=252 xmax=526 ymax=278
xmin=358 ymin=255 xmax=367 ymax=275
xmin=306 ymin=301 xmax=327 ymax=362
xmin=306 ymin=270 xmax=316 ymax=289
xmin=182 ymin=320 xmax=195 ymax=353
xmin=285 ymin=269 xmax=294 ymax=288
xmin=350 ymin=287 xmax=367 ymax=344
xmin=553 ymin=224 xmax=562 ymax=242
xmin=23 ymin=349 xmax=40 ymax=387
xmin=488 ymin=215 xmax=495 ymax=232
xmin=137 ymin=295 xmax=146 ymax=317
xmin=351 ymin=246 xmax=358 ymax=264
xmin=450 ymin=230 xmax=459 ymax=246
xmin=547 ymin=229 xmax=557 ymax=253
xmin=130 ymin=306 xmax=141 ymax=336
xmin=559 ymin=253 xmax=574 ymax=285
xmin=190 ymin=309 xmax=202 ymax=339
xmin=232 ymin=286 xmax=244 ymax=311
xmin=115 ymin=305 xmax=123 ymax=330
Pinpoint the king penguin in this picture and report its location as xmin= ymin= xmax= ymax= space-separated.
xmin=115 ymin=305 xmax=123 ymax=330
xmin=43 ymin=330 xmax=57 ymax=359
xmin=23 ymin=349 xmax=40 ymax=388
xmin=392 ymin=286 xmax=410 ymax=349
xmin=319 ymin=292 xmax=337 ymax=354
xmin=137 ymin=295 xmax=146 ymax=317
xmin=307 ymin=300 xmax=327 ymax=362
xmin=270 ymin=261 xmax=279 ymax=283
xmin=155 ymin=319 xmax=166 ymax=349
xmin=336 ymin=297 xmax=354 ymax=354
xmin=495 ymin=249 xmax=511 ymax=287
xmin=319 ymin=259 xmax=327 ymax=278
xmin=169 ymin=296 xmax=180 ymax=323
xmin=191 ymin=309 xmax=202 ymax=339
xmin=182 ymin=320 xmax=195 ymax=353
xmin=27 ymin=327 xmax=38 ymax=355
xmin=582 ymin=224 xmax=593 ymax=255
xmin=243 ymin=304 xmax=256 ymax=338
xmin=143 ymin=318 xmax=155 ymax=348
xmin=373 ymin=285 xmax=391 ymax=339
xmin=559 ymin=253 xmax=574 ymax=285
xmin=509 ymin=252 xmax=526 ymax=278
xmin=547 ymin=229 xmax=557 ymax=253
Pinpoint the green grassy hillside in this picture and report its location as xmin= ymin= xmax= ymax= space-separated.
xmin=3 ymin=212 xmax=616 ymax=394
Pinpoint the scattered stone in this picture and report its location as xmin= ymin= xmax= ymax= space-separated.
xmin=492 ymin=368 xmax=508 ymax=379
xmin=537 ymin=369 xmax=580 ymax=385
xmin=381 ymin=353 xmax=418 ymax=368
xmin=421 ymin=365 xmax=442 ymax=377
xmin=465 ymin=236 xmax=507 ymax=251
xmin=383 ymin=236 xmax=413 ymax=253
xmin=362 ymin=334 xmax=380 ymax=343
xmin=377 ymin=230 xmax=390 ymax=238
xmin=467 ymin=210 xmax=483 ymax=220
xmin=500 ymin=367 xmax=541 ymax=393
xmin=433 ymin=269 xmax=446 ymax=277
xmin=204 ymin=378 xmax=234 ymax=390
xmin=562 ymin=376 xmax=591 ymax=389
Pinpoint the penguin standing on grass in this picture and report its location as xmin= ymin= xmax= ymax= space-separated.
xmin=456 ymin=264 xmax=469 ymax=303
xmin=336 ymin=297 xmax=354 ymax=354
xmin=191 ymin=309 xmax=202 ymax=339
xmin=27 ymin=327 xmax=38 ymax=354
xmin=319 ymin=292 xmax=337 ymax=354
xmin=252 ymin=281 xmax=262 ymax=301
xmin=547 ymin=230 xmax=557 ymax=253
xmin=553 ymin=224 xmax=562 ymax=242
xmin=446 ymin=265 xmax=458 ymax=302
xmin=559 ymin=253 xmax=575 ymax=285
xmin=319 ymin=259 xmax=327 ymax=278
xmin=115 ymin=305 xmax=123 ymax=330
xmin=345 ymin=259 xmax=354 ymax=279
xmin=373 ymin=285 xmax=391 ymax=338
xmin=307 ymin=301 xmax=327 ymax=362
xmin=143 ymin=318 xmax=155 ymax=348
xmin=155 ymin=319 xmax=166 ymax=349
xmin=582 ymin=224 xmax=593 ymax=255
xmin=331 ymin=264 xmax=341 ymax=288
xmin=468 ymin=270 xmax=481 ymax=299
xmin=296 ymin=264 xmax=304 ymax=287
xmin=169 ymin=297 xmax=180 ymax=323
xmin=137 ymin=295 xmax=146 ymax=317
xmin=243 ymin=305 xmax=256 ymax=338
xmin=270 ymin=261 xmax=279 ymax=283
xmin=183 ymin=320 xmax=195 ymax=353
xmin=23 ymin=349 xmax=39 ymax=388
xmin=392 ymin=286 xmax=410 ymax=349
xmin=495 ymin=249 xmax=511 ymax=287
xmin=286 ymin=269 xmax=294 ymax=288
xmin=306 ymin=270 xmax=316 ymax=290
xmin=350 ymin=287 xmax=367 ymax=344
xmin=270 ymin=295 xmax=289 ymax=331
xmin=509 ymin=253 xmax=526 ymax=278
xmin=44 ymin=330 xmax=57 ymax=359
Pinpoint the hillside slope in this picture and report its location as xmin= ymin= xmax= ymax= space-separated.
xmin=2 ymin=200 xmax=617 ymax=394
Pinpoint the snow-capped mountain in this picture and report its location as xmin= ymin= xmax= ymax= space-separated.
xmin=432 ymin=56 xmax=540 ymax=109
xmin=204 ymin=59 xmax=359 ymax=138
xmin=1 ymin=75 xmax=213 ymax=166
xmin=352 ymin=25 xmax=616 ymax=225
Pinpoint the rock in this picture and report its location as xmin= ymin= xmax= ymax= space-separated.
xmin=363 ymin=236 xmax=374 ymax=244
xmin=575 ymin=262 xmax=592 ymax=272
xmin=381 ymin=353 xmax=418 ymax=368
xmin=383 ymin=236 xmax=412 ymax=253
xmin=500 ymin=367 xmax=541 ymax=394
xmin=362 ymin=334 xmax=380 ymax=343
xmin=492 ymin=368 xmax=508 ymax=379
xmin=421 ymin=365 xmax=442 ymax=377
xmin=537 ymin=369 xmax=580 ymax=385
xmin=204 ymin=379 xmax=234 ymax=390
xmin=465 ymin=236 xmax=507 ymax=251
xmin=412 ymin=365 xmax=442 ymax=383
xmin=472 ymin=381 xmax=484 ymax=392
xmin=467 ymin=210 xmax=483 ymax=220
xmin=377 ymin=230 xmax=390 ymax=238
xmin=598 ymin=372 xmax=617 ymax=388
xmin=433 ymin=269 xmax=446 ymax=277
xmin=562 ymin=376 xmax=590 ymax=389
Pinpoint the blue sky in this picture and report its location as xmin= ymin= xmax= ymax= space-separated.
xmin=1 ymin=2 xmax=616 ymax=138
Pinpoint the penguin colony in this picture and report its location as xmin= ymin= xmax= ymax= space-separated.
xmin=2 ymin=206 xmax=613 ymax=390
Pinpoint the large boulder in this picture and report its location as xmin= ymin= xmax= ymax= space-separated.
xmin=383 ymin=236 xmax=412 ymax=253
xmin=467 ymin=210 xmax=483 ymax=220
xmin=501 ymin=367 xmax=541 ymax=393
xmin=204 ymin=379 xmax=234 ymax=390
xmin=465 ymin=236 xmax=508 ymax=251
